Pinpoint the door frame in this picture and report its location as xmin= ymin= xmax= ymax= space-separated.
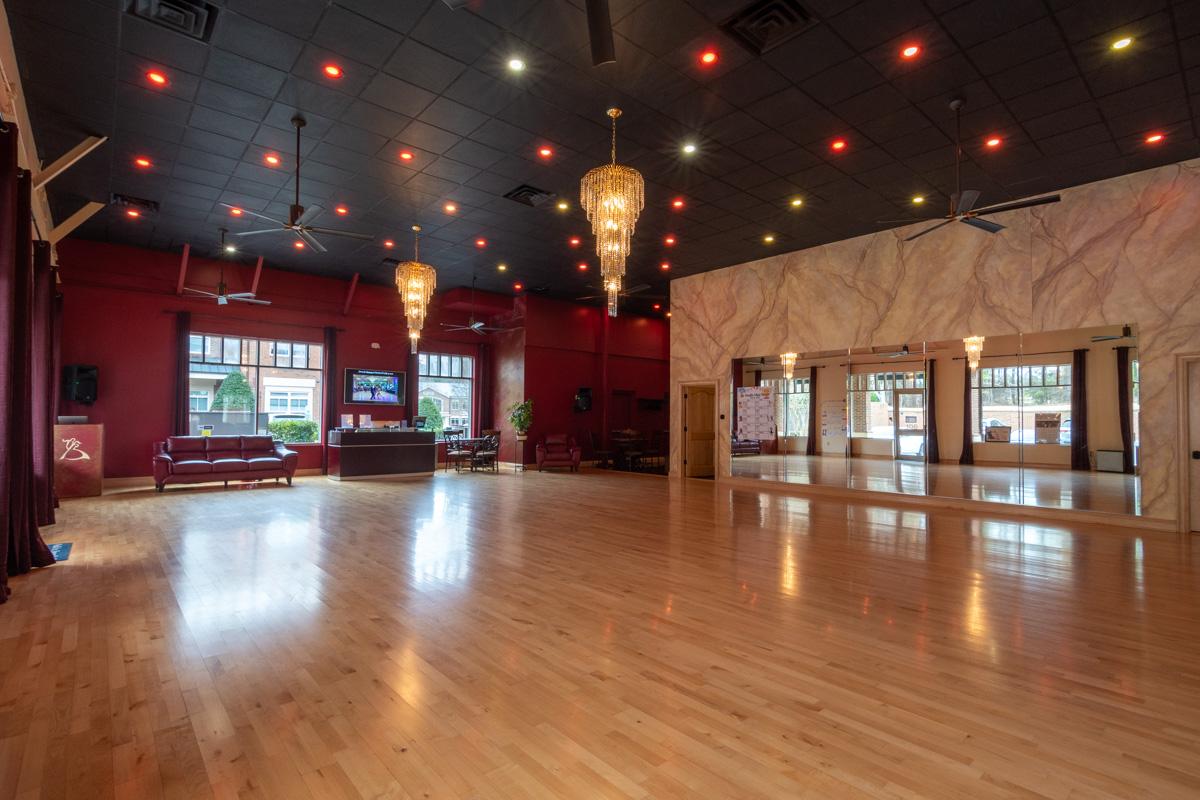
xmin=1175 ymin=353 xmax=1200 ymax=533
xmin=892 ymin=387 xmax=925 ymax=462
xmin=681 ymin=381 xmax=717 ymax=479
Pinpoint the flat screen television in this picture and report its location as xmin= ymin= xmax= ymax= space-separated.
xmin=344 ymin=368 xmax=405 ymax=405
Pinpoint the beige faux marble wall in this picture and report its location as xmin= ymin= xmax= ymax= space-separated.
xmin=670 ymin=158 xmax=1200 ymax=522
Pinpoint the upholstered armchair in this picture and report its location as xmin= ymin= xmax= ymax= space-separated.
xmin=535 ymin=434 xmax=582 ymax=472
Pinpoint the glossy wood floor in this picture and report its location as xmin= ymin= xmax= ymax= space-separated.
xmin=732 ymin=454 xmax=1141 ymax=515
xmin=2 ymin=472 xmax=1197 ymax=799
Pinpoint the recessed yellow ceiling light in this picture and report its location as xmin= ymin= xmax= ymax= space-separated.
xmin=508 ymin=59 xmax=525 ymax=70
xmin=498 ymin=264 xmax=507 ymax=271
xmin=683 ymin=144 xmax=696 ymax=153
xmin=764 ymin=235 xmax=775 ymax=243
xmin=791 ymin=199 xmax=802 ymax=206
xmin=913 ymin=196 xmax=925 ymax=203
xmin=557 ymin=202 xmax=568 ymax=209
xmin=1112 ymin=38 xmax=1132 ymax=49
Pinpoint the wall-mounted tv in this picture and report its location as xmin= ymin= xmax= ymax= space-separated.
xmin=344 ymin=368 xmax=405 ymax=405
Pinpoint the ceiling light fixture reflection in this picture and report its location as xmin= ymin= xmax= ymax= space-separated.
xmin=964 ymin=335 xmax=985 ymax=370
xmin=780 ymin=352 xmax=797 ymax=380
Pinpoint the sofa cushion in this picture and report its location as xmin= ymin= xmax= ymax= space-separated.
xmin=211 ymin=458 xmax=250 ymax=472
xmin=172 ymin=459 xmax=213 ymax=474
xmin=241 ymin=436 xmax=274 ymax=452
xmin=544 ymin=434 xmax=569 ymax=446
xmin=167 ymin=436 xmax=207 ymax=454
xmin=242 ymin=449 xmax=276 ymax=460
xmin=205 ymin=436 xmax=242 ymax=456
xmin=247 ymin=456 xmax=283 ymax=470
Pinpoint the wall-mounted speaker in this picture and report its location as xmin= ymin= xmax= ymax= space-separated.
xmin=576 ymin=387 xmax=593 ymax=412
xmin=63 ymin=365 xmax=98 ymax=406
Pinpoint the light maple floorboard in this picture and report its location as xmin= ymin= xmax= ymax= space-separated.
xmin=1 ymin=471 xmax=1198 ymax=799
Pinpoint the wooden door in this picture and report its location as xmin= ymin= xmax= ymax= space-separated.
xmin=684 ymin=384 xmax=716 ymax=478
xmin=1190 ymin=362 xmax=1200 ymax=533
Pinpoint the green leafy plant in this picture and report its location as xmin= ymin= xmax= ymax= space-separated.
xmin=506 ymin=399 xmax=532 ymax=433
xmin=267 ymin=419 xmax=319 ymax=443
xmin=418 ymin=396 xmax=445 ymax=433
xmin=211 ymin=370 xmax=256 ymax=410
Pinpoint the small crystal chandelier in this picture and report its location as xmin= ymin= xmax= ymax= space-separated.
xmin=963 ymin=335 xmax=985 ymax=370
xmin=780 ymin=352 xmax=798 ymax=380
xmin=581 ymin=108 xmax=644 ymax=317
xmin=395 ymin=225 xmax=436 ymax=354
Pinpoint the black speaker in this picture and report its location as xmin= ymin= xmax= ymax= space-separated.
xmin=63 ymin=365 xmax=98 ymax=406
xmin=576 ymin=387 xmax=593 ymax=412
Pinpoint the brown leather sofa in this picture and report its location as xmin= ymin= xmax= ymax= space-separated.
xmin=535 ymin=434 xmax=582 ymax=472
xmin=153 ymin=435 xmax=299 ymax=492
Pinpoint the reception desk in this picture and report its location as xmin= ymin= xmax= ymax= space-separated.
xmin=327 ymin=428 xmax=436 ymax=480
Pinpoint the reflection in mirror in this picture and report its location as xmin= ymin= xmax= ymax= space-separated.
xmin=845 ymin=343 xmax=927 ymax=495
xmin=729 ymin=350 xmax=849 ymax=488
xmin=926 ymin=324 xmax=1140 ymax=515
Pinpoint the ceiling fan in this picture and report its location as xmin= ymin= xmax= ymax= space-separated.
xmin=440 ymin=277 xmax=506 ymax=336
xmin=220 ymin=117 xmax=374 ymax=253
xmin=1091 ymin=325 xmax=1137 ymax=342
xmin=182 ymin=229 xmax=270 ymax=306
xmin=879 ymin=98 xmax=1061 ymax=242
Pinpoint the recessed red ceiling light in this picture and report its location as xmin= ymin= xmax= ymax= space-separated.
xmin=126 ymin=209 xmax=139 ymax=217
xmin=445 ymin=204 xmax=456 ymax=212
xmin=661 ymin=263 xmax=670 ymax=270
xmin=653 ymin=303 xmax=661 ymax=310
xmin=986 ymin=137 xmax=1001 ymax=147
xmin=901 ymin=45 xmax=920 ymax=58
xmin=665 ymin=311 xmax=671 ymax=317
xmin=578 ymin=263 xmax=587 ymax=270
xmin=230 ymin=208 xmax=243 ymax=216
xmin=1146 ymin=133 xmax=1164 ymax=143
xmin=323 ymin=64 xmax=343 ymax=78
xmin=265 ymin=155 xmax=280 ymax=164
xmin=476 ymin=239 xmax=486 ymax=247
xmin=384 ymin=240 xmax=394 ymax=248
xmin=147 ymin=71 xmax=168 ymax=85
xmin=831 ymin=140 xmax=846 ymax=151
xmin=336 ymin=206 xmax=348 ymax=215
xmin=665 ymin=236 xmax=675 ymax=244
xmin=399 ymin=151 xmax=413 ymax=161
xmin=570 ymin=237 xmax=580 ymax=245
xmin=135 ymin=157 xmax=151 ymax=167
xmin=672 ymin=199 xmax=684 ymax=208
xmin=514 ymin=283 xmax=523 ymax=290
xmin=294 ymin=241 xmax=305 ymax=249
xmin=701 ymin=51 xmax=717 ymax=65
xmin=539 ymin=147 xmax=552 ymax=157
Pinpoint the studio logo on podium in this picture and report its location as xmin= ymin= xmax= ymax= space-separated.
xmin=60 ymin=437 xmax=91 ymax=461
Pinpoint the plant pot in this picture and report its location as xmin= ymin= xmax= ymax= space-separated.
xmin=515 ymin=432 xmax=528 ymax=441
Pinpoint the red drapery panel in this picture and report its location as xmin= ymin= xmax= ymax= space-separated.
xmin=31 ymin=240 xmax=56 ymax=526
xmin=1 ymin=125 xmax=55 ymax=602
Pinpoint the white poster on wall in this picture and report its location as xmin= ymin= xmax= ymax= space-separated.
xmin=736 ymin=386 xmax=775 ymax=440
xmin=820 ymin=399 xmax=848 ymax=453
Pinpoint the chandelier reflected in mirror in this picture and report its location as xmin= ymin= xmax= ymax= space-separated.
xmin=780 ymin=352 xmax=798 ymax=380
xmin=581 ymin=108 xmax=644 ymax=317
xmin=395 ymin=225 xmax=436 ymax=354
xmin=963 ymin=335 xmax=985 ymax=370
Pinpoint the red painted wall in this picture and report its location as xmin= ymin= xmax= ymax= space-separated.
xmin=56 ymin=239 xmax=509 ymax=478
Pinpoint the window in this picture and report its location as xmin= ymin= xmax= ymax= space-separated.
xmin=847 ymin=371 xmax=924 ymax=439
xmin=971 ymin=363 xmax=1071 ymax=444
xmin=417 ymin=353 xmax=473 ymax=438
xmin=759 ymin=377 xmax=811 ymax=436
xmin=188 ymin=333 xmax=324 ymax=442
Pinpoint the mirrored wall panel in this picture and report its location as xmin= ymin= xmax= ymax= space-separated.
xmin=730 ymin=323 xmax=1140 ymax=517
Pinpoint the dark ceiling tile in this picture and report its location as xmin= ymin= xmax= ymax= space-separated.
xmin=204 ymin=49 xmax=289 ymax=100
xmin=397 ymin=120 xmax=462 ymax=155
xmin=1052 ymin=0 xmax=1166 ymax=44
xmin=339 ymin=100 xmax=411 ymax=140
xmin=966 ymin=18 xmax=1065 ymax=75
xmin=799 ymin=57 xmax=885 ymax=107
xmin=182 ymin=127 xmax=251 ymax=160
xmin=290 ymin=44 xmax=374 ymax=95
xmin=189 ymin=105 xmax=261 ymax=142
xmin=210 ymin=11 xmax=304 ymax=71
xmin=423 ymin=156 xmax=481 ymax=184
xmin=1084 ymin=44 xmax=1180 ymax=97
xmin=418 ymin=97 xmax=491 ymax=138
xmin=826 ymin=0 xmax=936 ymax=51
xmin=834 ymin=84 xmax=913 ymax=127
xmin=761 ymin=25 xmax=857 ymax=84
xmin=321 ymin=122 xmax=389 ymax=157
xmin=384 ymin=38 xmax=467 ymax=94
xmin=443 ymin=69 xmax=524 ymax=115
xmin=709 ymin=62 xmax=792 ymax=108
xmin=408 ymin=3 xmax=503 ymax=63
xmin=171 ymin=164 xmax=229 ymax=190
xmin=444 ymin=139 xmax=506 ymax=171
xmin=116 ymin=81 xmax=192 ymax=124
xmin=176 ymin=147 xmax=239 ymax=176
xmin=1005 ymin=78 xmax=1093 ymax=120
xmin=1106 ymin=99 xmax=1190 ymax=138
xmin=1021 ymin=104 xmax=1103 ymax=139
xmin=941 ymin=0 xmax=1049 ymax=49
xmin=469 ymin=118 xmax=536 ymax=154
xmin=612 ymin=0 xmax=713 ymax=58
xmin=743 ymin=87 xmax=823 ymax=129
xmin=195 ymin=80 xmax=274 ymax=123
xmin=309 ymin=141 xmax=373 ymax=173
xmin=310 ymin=5 xmax=403 ymax=68
xmin=360 ymin=72 xmax=438 ymax=118
xmin=119 ymin=15 xmax=209 ymax=74
xmin=278 ymin=75 xmax=355 ymax=120
xmin=117 ymin=109 xmax=186 ymax=143
xmin=891 ymin=53 xmax=983 ymax=104
xmin=224 ymin=0 xmax=327 ymax=39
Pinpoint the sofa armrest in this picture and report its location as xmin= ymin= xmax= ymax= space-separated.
xmin=152 ymin=442 xmax=173 ymax=484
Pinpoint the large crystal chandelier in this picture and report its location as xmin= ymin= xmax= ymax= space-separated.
xmin=581 ymin=108 xmax=644 ymax=317
xmin=963 ymin=335 xmax=985 ymax=370
xmin=395 ymin=225 xmax=436 ymax=354
xmin=780 ymin=352 xmax=797 ymax=380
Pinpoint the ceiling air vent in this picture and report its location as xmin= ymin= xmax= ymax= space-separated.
xmin=722 ymin=0 xmax=819 ymax=56
xmin=504 ymin=184 xmax=557 ymax=207
xmin=379 ymin=257 xmax=401 ymax=268
xmin=126 ymin=0 xmax=218 ymax=42
xmin=109 ymin=193 xmax=159 ymax=215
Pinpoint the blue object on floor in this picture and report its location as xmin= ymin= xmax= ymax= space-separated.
xmin=48 ymin=542 xmax=72 ymax=561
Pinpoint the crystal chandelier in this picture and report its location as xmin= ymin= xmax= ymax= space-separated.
xmin=581 ymin=108 xmax=644 ymax=317
xmin=780 ymin=352 xmax=798 ymax=380
xmin=963 ymin=335 xmax=985 ymax=370
xmin=395 ymin=225 xmax=436 ymax=354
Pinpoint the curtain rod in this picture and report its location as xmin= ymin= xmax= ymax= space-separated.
xmin=163 ymin=309 xmax=344 ymax=332
xmin=951 ymin=348 xmax=1081 ymax=361
xmin=839 ymin=358 xmax=924 ymax=366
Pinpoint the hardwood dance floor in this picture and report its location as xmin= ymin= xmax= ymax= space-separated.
xmin=2 ymin=472 xmax=1197 ymax=799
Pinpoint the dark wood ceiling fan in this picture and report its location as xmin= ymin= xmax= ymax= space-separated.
xmin=440 ymin=276 xmax=507 ymax=336
xmin=878 ymin=98 xmax=1061 ymax=242
xmin=220 ymin=117 xmax=374 ymax=253
xmin=182 ymin=228 xmax=270 ymax=305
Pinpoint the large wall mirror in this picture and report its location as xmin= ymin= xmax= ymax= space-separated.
xmin=730 ymin=323 xmax=1140 ymax=517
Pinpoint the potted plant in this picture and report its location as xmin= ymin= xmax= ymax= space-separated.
xmin=506 ymin=399 xmax=532 ymax=441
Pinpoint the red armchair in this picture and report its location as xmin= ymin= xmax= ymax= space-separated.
xmin=153 ymin=435 xmax=299 ymax=492
xmin=535 ymin=434 xmax=582 ymax=472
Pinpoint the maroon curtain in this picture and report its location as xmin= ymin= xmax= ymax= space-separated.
xmin=1070 ymin=348 xmax=1089 ymax=470
xmin=172 ymin=311 xmax=191 ymax=435
xmin=925 ymin=359 xmax=940 ymax=464
xmin=1 ymin=125 xmax=55 ymax=602
xmin=958 ymin=359 xmax=974 ymax=465
xmin=31 ymin=241 xmax=56 ymax=526
xmin=1116 ymin=346 xmax=1134 ymax=473
xmin=805 ymin=366 xmax=817 ymax=455
xmin=475 ymin=342 xmax=491 ymax=431
xmin=322 ymin=326 xmax=337 ymax=468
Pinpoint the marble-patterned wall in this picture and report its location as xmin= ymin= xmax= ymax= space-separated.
xmin=670 ymin=158 xmax=1200 ymax=522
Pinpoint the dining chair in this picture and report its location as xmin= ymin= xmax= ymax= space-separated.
xmin=443 ymin=428 xmax=472 ymax=472
xmin=474 ymin=429 xmax=500 ymax=472
xmin=589 ymin=430 xmax=612 ymax=469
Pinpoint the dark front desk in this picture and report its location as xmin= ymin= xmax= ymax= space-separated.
xmin=327 ymin=429 xmax=436 ymax=480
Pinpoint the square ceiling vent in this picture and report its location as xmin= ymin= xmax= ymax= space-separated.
xmin=126 ymin=0 xmax=218 ymax=42
xmin=722 ymin=0 xmax=819 ymax=56
xmin=504 ymin=184 xmax=557 ymax=207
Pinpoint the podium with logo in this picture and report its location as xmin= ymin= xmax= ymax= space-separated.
xmin=54 ymin=424 xmax=104 ymax=498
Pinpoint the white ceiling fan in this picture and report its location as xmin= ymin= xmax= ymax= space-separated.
xmin=220 ymin=116 xmax=374 ymax=253
xmin=182 ymin=228 xmax=270 ymax=305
